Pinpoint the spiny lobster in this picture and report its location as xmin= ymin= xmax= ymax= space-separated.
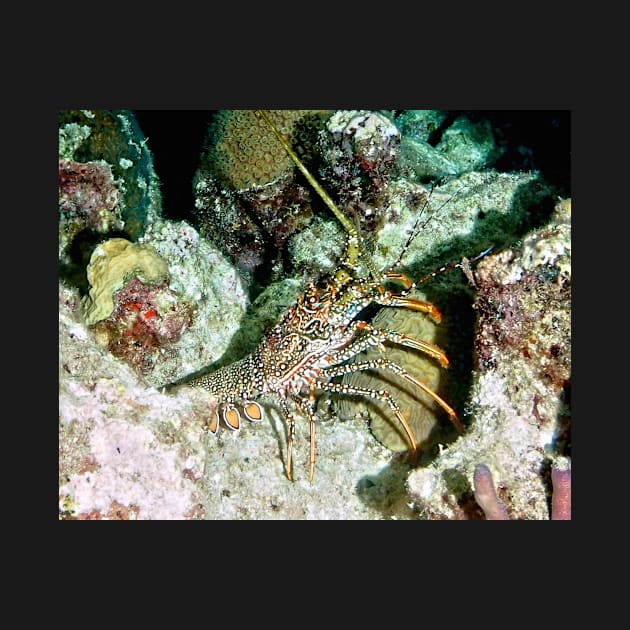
xmin=171 ymin=110 xmax=465 ymax=481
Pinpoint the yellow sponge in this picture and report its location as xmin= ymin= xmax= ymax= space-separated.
xmin=81 ymin=238 xmax=169 ymax=325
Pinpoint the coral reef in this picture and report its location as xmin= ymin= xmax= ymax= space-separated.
xmin=472 ymin=459 xmax=571 ymax=520
xmin=59 ymin=282 xmax=412 ymax=520
xmin=406 ymin=198 xmax=571 ymax=519
xmin=202 ymin=110 xmax=325 ymax=191
xmin=192 ymin=110 xmax=330 ymax=281
xmin=80 ymin=236 xmax=196 ymax=377
xmin=58 ymin=113 xmax=251 ymax=388
xmin=58 ymin=110 xmax=163 ymax=306
xmin=59 ymin=280 xmax=215 ymax=520
xmin=80 ymin=220 xmax=250 ymax=389
xmin=317 ymin=110 xmax=401 ymax=235
xmin=396 ymin=110 xmax=498 ymax=182
xmin=192 ymin=110 xmax=404 ymax=283
xmin=91 ymin=276 xmax=193 ymax=376
xmin=473 ymin=197 xmax=571 ymax=374
xmin=287 ymin=217 xmax=347 ymax=277
xmin=328 ymin=169 xmax=558 ymax=457
xmin=59 ymin=110 xmax=570 ymax=520
xmin=58 ymin=110 xmax=162 ymax=241
xmin=136 ymin=219 xmax=250 ymax=388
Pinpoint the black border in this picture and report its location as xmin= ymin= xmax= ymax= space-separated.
xmin=42 ymin=27 xmax=587 ymax=600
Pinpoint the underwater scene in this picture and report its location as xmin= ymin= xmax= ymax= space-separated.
xmin=59 ymin=110 xmax=570 ymax=520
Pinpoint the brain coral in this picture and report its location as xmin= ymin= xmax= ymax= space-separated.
xmin=192 ymin=110 xmax=332 ymax=279
xmin=203 ymin=110 xmax=329 ymax=191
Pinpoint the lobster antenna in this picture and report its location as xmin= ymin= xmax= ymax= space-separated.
xmin=255 ymin=110 xmax=380 ymax=281
xmin=391 ymin=183 xmax=464 ymax=272
xmin=414 ymin=244 xmax=494 ymax=287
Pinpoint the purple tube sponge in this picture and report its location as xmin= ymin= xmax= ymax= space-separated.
xmin=551 ymin=462 xmax=571 ymax=520
xmin=473 ymin=463 xmax=509 ymax=520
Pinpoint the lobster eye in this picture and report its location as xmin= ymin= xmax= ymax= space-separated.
xmin=303 ymin=318 xmax=321 ymax=334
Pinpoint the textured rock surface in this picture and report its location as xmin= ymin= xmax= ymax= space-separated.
xmin=59 ymin=282 xmax=415 ymax=520
xmin=406 ymin=198 xmax=571 ymax=519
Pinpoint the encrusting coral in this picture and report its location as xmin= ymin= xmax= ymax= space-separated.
xmin=202 ymin=110 xmax=325 ymax=191
xmin=192 ymin=110 xmax=330 ymax=280
xmin=58 ymin=159 xmax=123 ymax=263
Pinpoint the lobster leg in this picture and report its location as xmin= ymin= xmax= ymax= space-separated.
xmin=293 ymin=393 xmax=319 ymax=482
xmin=381 ymin=273 xmax=443 ymax=322
xmin=324 ymin=358 xmax=462 ymax=433
xmin=279 ymin=398 xmax=297 ymax=481
xmin=377 ymin=327 xmax=450 ymax=368
xmin=331 ymin=320 xmax=451 ymax=369
xmin=383 ymin=294 xmax=443 ymax=323
xmin=279 ymin=395 xmax=319 ymax=482
xmin=317 ymin=380 xmax=419 ymax=456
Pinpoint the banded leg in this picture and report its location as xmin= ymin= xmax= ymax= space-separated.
xmin=292 ymin=392 xmax=319 ymax=482
xmin=324 ymin=357 xmax=462 ymax=433
xmin=278 ymin=397 xmax=297 ymax=481
xmin=318 ymin=380 xmax=419 ymax=456
xmin=279 ymin=395 xmax=318 ymax=482
xmin=330 ymin=319 xmax=451 ymax=369
xmin=381 ymin=273 xmax=443 ymax=323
